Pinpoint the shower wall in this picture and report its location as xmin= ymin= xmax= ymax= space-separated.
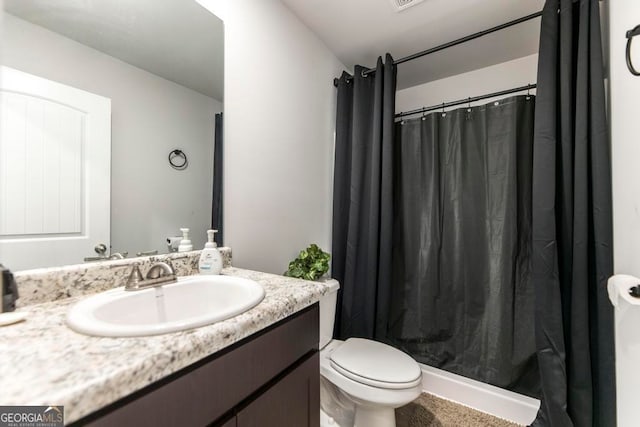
xmin=396 ymin=53 xmax=538 ymax=113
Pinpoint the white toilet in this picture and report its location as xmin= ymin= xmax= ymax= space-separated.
xmin=319 ymin=280 xmax=422 ymax=427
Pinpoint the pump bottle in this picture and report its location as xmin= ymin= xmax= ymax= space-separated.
xmin=198 ymin=230 xmax=222 ymax=274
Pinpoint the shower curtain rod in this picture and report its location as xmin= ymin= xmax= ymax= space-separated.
xmin=333 ymin=11 xmax=542 ymax=87
xmin=395 ymin=83 xmax=536 ymax=119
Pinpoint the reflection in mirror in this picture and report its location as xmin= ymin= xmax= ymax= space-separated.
xmin=0 ymin=0 xmax=224 ymax=271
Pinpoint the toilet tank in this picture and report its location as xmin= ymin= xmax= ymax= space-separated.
xmin=319 ymin=278 xmax=340 ymax=349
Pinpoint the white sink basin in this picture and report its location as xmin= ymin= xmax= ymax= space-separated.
xmin=66 ymin=275 xmax=265 ymax=337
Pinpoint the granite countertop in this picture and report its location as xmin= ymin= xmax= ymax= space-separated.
xmin=0 ymin=267 xmax=333 ymax=424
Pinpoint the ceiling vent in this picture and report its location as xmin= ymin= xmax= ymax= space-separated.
xmin=389 ymin=0 xmax=425 ymax=12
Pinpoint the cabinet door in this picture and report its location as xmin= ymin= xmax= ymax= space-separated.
xmin=219 ymin=417 xmax=236 ymax=427
xmin=237 ymin=352 xmax=319 ymax=427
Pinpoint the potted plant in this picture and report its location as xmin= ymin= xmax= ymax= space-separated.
xmin=284 ymin=244 xmax=330 ymax=281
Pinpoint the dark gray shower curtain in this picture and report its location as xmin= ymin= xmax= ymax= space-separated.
xmin=332 ymin=55 xmax=396 ymax=339
xmin=389 ymin=96 xmax=539 ymax=395
xmin=532 ymin=0 xmax=615 ymax=425
xmin=212 ymin=113 xmax=223 ymax=246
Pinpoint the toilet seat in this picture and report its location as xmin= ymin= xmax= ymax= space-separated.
xmin=329 ymin=338 xmax=422 ymax=390
xmin=320 ymin=340 xmax=423 ymax=409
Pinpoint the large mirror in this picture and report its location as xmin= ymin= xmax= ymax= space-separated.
xmin=0 ymin=0 xmax=224 ymax=271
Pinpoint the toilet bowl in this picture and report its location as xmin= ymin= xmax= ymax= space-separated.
xmin=319 ymin=280 xmax=422 ymax=427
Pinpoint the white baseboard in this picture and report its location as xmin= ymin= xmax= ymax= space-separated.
xmin=419 ymin=363 xmax=540 ymax=426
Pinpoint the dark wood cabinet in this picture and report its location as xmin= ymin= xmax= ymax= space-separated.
xmin=236 ymin=352 xmax=319 ymax=427
xmin=74 ymin=304 xmax=319 ymax=427
xmin=217 ymin=416 xmax=237 ymax=427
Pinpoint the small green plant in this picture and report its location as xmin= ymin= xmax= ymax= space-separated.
xmin=284 ymin=244 xmax=331 ymax=281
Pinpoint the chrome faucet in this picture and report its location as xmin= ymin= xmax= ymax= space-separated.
xmin=83 ymin=252 xmax=128 ymax=262
xmin=124 ymin=261 xmax=177 ymax=291
xmin=109 ymin=252 xmax=127 ymax=260
xmin=136 ymin=250 xmax=158 ymax=257
xmin=84 ymin=243 xmax=128 ymax=262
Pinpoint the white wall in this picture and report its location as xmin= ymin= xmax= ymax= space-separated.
xmin=220 ymin=0 xmax=346 ymax=273
xmin=2 ymin=13 xmax=222 ymax=256
xmin=607 ymin=2 xmax=640 ymax=423
xmin=396 ymin=54 xmax=538 ymax=114
xmin=609 ymin=0 xmax=640 ymax=277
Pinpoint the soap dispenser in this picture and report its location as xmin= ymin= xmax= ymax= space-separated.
xmin=198 ymin=230 xmax=222 ymax=275
xmin=178 ymin=228 xmax=193 ymax=252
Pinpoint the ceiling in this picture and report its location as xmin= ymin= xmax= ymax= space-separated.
xmin=4 ymin=0 xmax=224 ymax=101
xmin=280 ymin=0 xmax=544 ymax=90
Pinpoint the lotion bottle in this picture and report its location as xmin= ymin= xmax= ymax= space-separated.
xmin=198 ymin=230 xmax=222 ymax=275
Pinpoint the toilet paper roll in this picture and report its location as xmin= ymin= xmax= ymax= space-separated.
xmin=166 ymin=236 xmax=182 ymax=250
xmin=608 ymin=274 xmax=640 ymax=308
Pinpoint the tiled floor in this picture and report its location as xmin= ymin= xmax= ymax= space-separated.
xmin=396 ymin=393 xmax=522 ymax=427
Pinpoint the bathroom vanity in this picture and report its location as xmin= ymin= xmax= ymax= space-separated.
xmin=0 ymin=254 xmax=332 ymax=426
xmin=76 ymin=304 xmax=320 ymax=427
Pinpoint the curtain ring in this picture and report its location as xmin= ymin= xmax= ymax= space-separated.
xmin=168 ymin=149 xmax=188 ymax=170
xmin=421 ymin=108 xmax=426 ymax=120
xmin=626 ymin=25 xmax=640 ymax=76
xmin=361 ymin=69 xmax=368 ymax=78
xmin=467 ymin=97 xmax=472 ymax=112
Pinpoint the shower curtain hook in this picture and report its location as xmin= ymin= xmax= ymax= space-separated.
xmin=441 ymin=102 xmax=446 ymax=117
xmin=467 ymin=97 xmax=472 ymax=112
xmin=421 ymin=107 xmax=426 ymax=120
xmin=526 ymin=84 xmax=531 ymax=100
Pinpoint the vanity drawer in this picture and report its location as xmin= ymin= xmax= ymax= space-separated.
xmin=76 ymin=303 xmax=319 ymax=427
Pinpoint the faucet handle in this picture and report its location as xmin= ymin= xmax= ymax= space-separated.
xmin=125 ymin=264 xmax=144 ymax=290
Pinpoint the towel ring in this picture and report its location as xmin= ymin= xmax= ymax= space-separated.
xmin=626 ymin=25 xmax=640 ymax=76
xmin=168 ymin=149 xmax=188 ymax=170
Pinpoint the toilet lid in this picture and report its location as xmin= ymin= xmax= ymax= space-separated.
xmin=329 ymin=338 xmax=421 ymax=389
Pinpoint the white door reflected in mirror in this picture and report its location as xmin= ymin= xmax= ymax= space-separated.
xmin=0 ymin=66 xmax=111 ymax=271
